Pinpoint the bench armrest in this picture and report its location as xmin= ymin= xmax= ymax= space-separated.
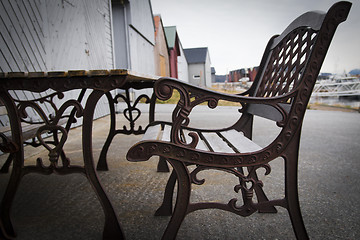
xmin=127 ymin=139 xmax=271 ymax=168
xmin=154 ymin=77 xmax=295 ymax=148
xmin=155 ymin=77 xmax=295 ymax=108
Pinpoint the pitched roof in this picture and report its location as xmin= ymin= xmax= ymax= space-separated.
xmin=184 ymin=47 xmax=208 ymax=64
xmin=164 ymin=26 xmax=177 ymax=49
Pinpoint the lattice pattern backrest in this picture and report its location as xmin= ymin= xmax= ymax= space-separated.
xmin=256 ymin=27 xmax=318 ymax=97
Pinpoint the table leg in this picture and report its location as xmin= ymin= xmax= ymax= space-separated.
xmin=82 ymin=90 xmax=124 ymax=239
xmin=0 ymin=92 xmax=24 ymax=239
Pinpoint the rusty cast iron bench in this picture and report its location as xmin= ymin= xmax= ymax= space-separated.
xmin=127 ymin=2 xmax=351 ymax=239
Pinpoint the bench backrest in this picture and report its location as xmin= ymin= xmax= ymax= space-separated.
xmin=245 ymin=2 xmax=351 ymax=123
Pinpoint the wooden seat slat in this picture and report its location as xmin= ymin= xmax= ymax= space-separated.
xmin=220 ymin=129 xmax=262 ymax=153
xmin=142 ymin=125 xmax=162 ymax=141
xmin=201 ymin=132 xmax=234 ymax=153
xmin=183 ymin=130 xmax=209 ymax=151
xmin=161 ymin=125 xmax=171 ymax=142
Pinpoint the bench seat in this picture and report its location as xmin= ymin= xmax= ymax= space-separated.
xmin=143 ymin=124 xmax=262 ymax=154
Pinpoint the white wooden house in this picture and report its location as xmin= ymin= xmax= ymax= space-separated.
xmin=184 ymin=47 xmax=211 ymax=87
xmin=0 ymin=0 xmax=156 ymax=124
xmin=177 ymin=40 xmax=189 ymax=83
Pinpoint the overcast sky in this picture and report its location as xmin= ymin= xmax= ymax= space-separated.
xmin=150 ymin=0 xmax=359 ymax=75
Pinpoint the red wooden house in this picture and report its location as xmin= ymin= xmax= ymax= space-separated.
xmin=164 ymin=26 xmax=181 ymax=79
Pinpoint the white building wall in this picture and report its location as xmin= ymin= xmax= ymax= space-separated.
xmin=45 ymin=0 xmax=113 ymax=71
xmin=127 ymin=0 xmax=155 ymax=100
xmin=204 ymin=51 xmax=212 ymax=87
xmin=177 ymin=42 xmax=189 ymax=82
xmin=188 ymin=63 xmax=205 ymax=86
xmin=127 ymin=0 xmax=155 ymax=75
xmin=128 ymin=27 xmax=155 ymax=75
xmin=129 ymin=0 xmax=154 ymax=46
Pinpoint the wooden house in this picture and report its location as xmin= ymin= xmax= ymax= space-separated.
xmin=0 ymin=0 xmax=156 ymax=123
xmin=113 ymin=0 xmax=155 ymax=74
xmin=153 ymin=15 xmax=170 ymax=77
xmin=211 ymin=67 xmax=216 ymax=83
xmin=164 ymin=26 xmax=188 ymax=82
xmin=164 ymin=26 xmax=180 ymax=79
xmin=184 ymin=47 xmax=211 ymax=87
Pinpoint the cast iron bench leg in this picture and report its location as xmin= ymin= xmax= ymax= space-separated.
xmin=155 ymin=169 xmax=177 ymax=216
xmin=161 ymin=160 xmax=190 ymax=240
xmin=157 ymin=156 xmax=170 ymax=172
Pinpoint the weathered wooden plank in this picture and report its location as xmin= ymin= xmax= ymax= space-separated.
xmin=161 ymin=124 xmax=171 ymax=142
xmin=6 ymin=72 xmax=27 ymax=78
xmin=201 ymin=132 xmax=234 ymax=153
xmin=0 ymin=106 xmax=7 ymax=115
xmin=220 ymin=129 xmax=262 ymax=153
xmin=142 ymin=125 xmax=161 ymax=141
xmin=68 ymin=70 xmax=87 ymax=77
xmin=47 ymin=71 xmax=68 ymax=78
xmin=183 ymin=130 xmax=209 ymax=151
xmin=28 ymin=72 xmax=46 ymax=78
xmin=88 ymin=70 xmax=109 ymax=76
xmin=109 ymin=69 xmax=128 ymax=75
xmin=0 ymin=104 xmax=9 ymax=128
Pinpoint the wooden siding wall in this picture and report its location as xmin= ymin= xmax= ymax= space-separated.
xmin=154 ymin=17 xmax=170 ymax=77
xmin=129 ymin=26 xmax=155 ymax=75
xmin=127 ymin=0 xmax=155 ymax=102
xmin=204 ymin=51 xmax=212 ymax=87
xmin=0 ymin=0 xmax=114 ymax=127
xmin=128 ymin=0 xmax=155 ymax=75
xmin=178 ymin=43 xmax=189 ymax=82
xmin=188 ymin=63 xmax=205 ymax=86
xmin=129 ymin=0 xmax=154 ymax=46
xmin=45 ymin=0 xmax=113 ymax=70
xmin=0 ymin=0 xmax=46 ymax=72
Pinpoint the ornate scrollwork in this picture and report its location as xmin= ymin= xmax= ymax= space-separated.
xmin=188 ymin=164 xmax=272 ymax=216
xmin=0 ymin=133 xmax=19 ymax=153
xmin=13 ymin=92 xmax=84 ymax=174
xmin=114 ymin=91 xmax=152 ymax=134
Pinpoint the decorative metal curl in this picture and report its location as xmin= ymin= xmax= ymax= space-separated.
xmin=12 ymin=93 xmax=84 ymax=174
xmin=189 ymin=163 xmax=272 ymax=215
xmin=0 ymin=133 xmax=19 ymax=153
xmin=115 ymin=92 xmax=151 ymax=134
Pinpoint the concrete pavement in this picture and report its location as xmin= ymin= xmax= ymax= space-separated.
xmin=0 ymin=104 xmax=359 ymax=239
